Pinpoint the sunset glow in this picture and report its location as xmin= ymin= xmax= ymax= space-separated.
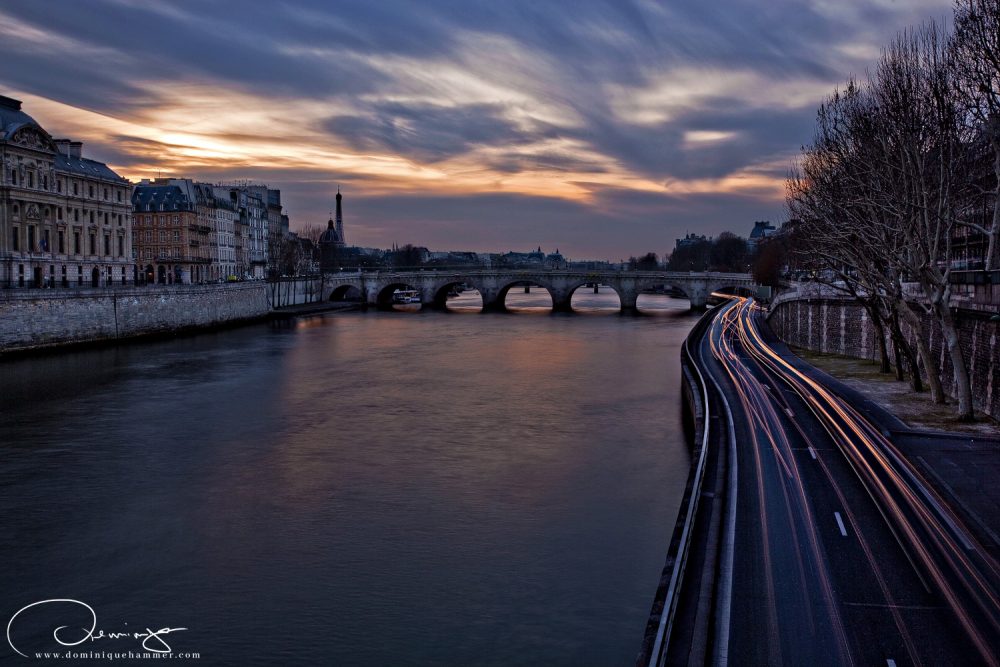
xmin=0 ymin=0 xmax=953 ymax=255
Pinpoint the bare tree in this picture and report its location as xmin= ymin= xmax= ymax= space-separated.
xmin=870 ymin=25 xmax=975 ymax=419
xmin=788 ymin=79 xmax=942 ymax=398
xmin=950 ymin=0 xmax=1000 ymax=269
xmin=299 ymin=224 xmax=326 ymax=246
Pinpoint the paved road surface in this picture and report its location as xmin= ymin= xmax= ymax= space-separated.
xmin=701 ymin=297 xmax=999 ymax=666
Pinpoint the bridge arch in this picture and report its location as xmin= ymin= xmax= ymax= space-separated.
xmin=633 ymin=278 xmax=694 ymax=313
xmin=566 ymin=280 xmax=623 ymax=313
xmin=329 ymin=284 xmax=363 ymax=301
xmin=429 ymin=279 xmax=484 ymax=311
xmin=493 ymin=278 xmax=556 ymax=312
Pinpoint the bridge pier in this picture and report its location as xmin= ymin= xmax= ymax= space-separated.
xmin=552 ymin=298 xmax=573 ymax=313
xmin=619 ymin=290 xmax=639 ymax=314
xmin=482 ymin=300 xmax=507 ymax=313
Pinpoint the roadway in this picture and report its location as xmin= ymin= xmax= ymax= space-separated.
xmin=691 ymin=297 xmax=999 ymax=666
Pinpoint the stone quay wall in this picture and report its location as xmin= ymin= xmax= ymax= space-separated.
xmin=0 ymin=283 xmax=274 ymax=353
xmin=768 ymin=296 xmax=1000 ymax=421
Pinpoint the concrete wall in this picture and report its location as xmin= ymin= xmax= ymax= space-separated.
xmin=768 ymin=297 xmax=1000 ymax=421
xmin=0 ymin=283 xmax=271 ymax=353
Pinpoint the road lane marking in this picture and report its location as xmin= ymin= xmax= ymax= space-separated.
xmin=887 ymin=659 xmax=897 ymax=667
xmin=784 ymin=408 xmax=794 ymax=418
xmin=834 ymin=512 xmax=848 ymax=537
xmin=808 ymin=446 xmax=817 ymax=460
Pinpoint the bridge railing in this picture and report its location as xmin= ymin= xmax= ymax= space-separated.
xmin=322 ymin=267 xmax=754 ymax=280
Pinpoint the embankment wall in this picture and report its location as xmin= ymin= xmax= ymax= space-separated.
xmin=0 ymin=277 xmax=325 ymax=353
xmin=768 ymin=297 xmax=1000 ymax=421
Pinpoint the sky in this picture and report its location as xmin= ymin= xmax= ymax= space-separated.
xmin=0 ymin=0 xmax=953 ymax=259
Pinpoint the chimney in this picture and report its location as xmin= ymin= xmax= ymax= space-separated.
xmin=53 ymin=139 xmax=72 ymax=157
xmin=69 ymin=141 xmax=83 ymax=159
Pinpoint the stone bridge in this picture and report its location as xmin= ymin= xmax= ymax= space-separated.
xmin=323 ymin=269 xmax=758 ymax=312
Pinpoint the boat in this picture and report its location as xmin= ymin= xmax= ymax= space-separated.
xmin=392 ymin=289 xmax=420 ymax=304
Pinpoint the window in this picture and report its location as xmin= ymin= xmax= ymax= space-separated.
xmin=42 ymin=175 xmax=47 ymax=190
xmin=27 ymin=226 xmax=35 ymax=251
xmin=57 ymin=207 xmax=63 ymax=221
xmin=117 ymin=190 xmax=122 ymax=202
xmin=74 ymin=231 xmax=81 ymax=254
xmin=89 ymin=211 xmax=94 ymax=224
xmin=11 ymin=227 xmax=18 ymax=251
xmin=159 ymin=231 xmax=166 ymax=242
xmin=118 ymin=236 xmax=124 ymax=257
xmin=145 ymin=215 xmax=152 ymax=224
xmin=173 ymin=231 xmax=180 ymax=241
xmin=26 ymin=172 xmax=33 ymax=188
xmin=73 ymin=182 xmax=78 ymax=195
xmin=144 ymin=231 xmax=151 ymax=242
xmin=58 ymin=231 xmax=65 ymax=254
xmin=88 ymin=185 xmax=94 ymax=198
xmin=9 ymin=169 xmax=15 ymax=185
xmin=43 ymin=229 xmax=50 ymax=253
xmin=173 ymin=215 xmax=179 ymax=223
xmin=57 ymin=180 xmax=62 ymax=193
xmin=104 ymin=235 xmax=110 ymax=256
xmin=89 ymin=233 xmax=96 ymax=255
xmin=103 ymin=188 xmax=108 ymax=200
xmin=74 ymin=209 xmax=79 ymax=222
xmin=78 ymin=266 xmax=83 ymax=286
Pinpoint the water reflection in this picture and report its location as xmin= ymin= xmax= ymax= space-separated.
xmin=0 ymin=303 xmax=697 ymax=665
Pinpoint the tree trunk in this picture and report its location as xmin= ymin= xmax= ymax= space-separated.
xmin=933 ymin=301 xmax=975 ymax=421
xmin=897 ymin=299 xmax=944 ymax=403
xmin=890 ymin=309 xmax=922 ymax=390
xmin=870 ymin=309 xmax=891 ymax=374
xmin=987 ymin=137 xmax=1000 ymax=271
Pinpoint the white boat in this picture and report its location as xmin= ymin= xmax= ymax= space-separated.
xmin=392 ymin=289 xmax=420 ymax=304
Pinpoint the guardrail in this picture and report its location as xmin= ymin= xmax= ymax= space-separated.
xmin=643 ymin=309 xmax=716 ymax=666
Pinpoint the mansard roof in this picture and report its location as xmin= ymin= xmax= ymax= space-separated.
xmin=54 ymin=152 xmax=126 ymax=182
xmin=131 ymin=184 xmax=195 ymax=212
xmin=0 ymin=95 xmax=45 ymax=143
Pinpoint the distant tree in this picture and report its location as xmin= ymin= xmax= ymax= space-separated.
xmin=299 ymin=224 xmax=325 ymax=246
xmin=751 ymin=236 xmax=785 ymax=287
xmin=391 ymin=244 xmax=425 ymax=268
xmin=666 ymin=240 xmax=712 ymax=271
xmin=628 ymin=252 xmax=660 ymax=270
xmin=710 ymin=232 xmax=748 ymax=272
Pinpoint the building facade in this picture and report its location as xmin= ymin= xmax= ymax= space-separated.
xmin=1 ymin=95 xmax=132 ymax=288
xmin=133 ymin=178 xmax=245 ymax=283
xmin=132 ymin=181 xmax=202 ymax=284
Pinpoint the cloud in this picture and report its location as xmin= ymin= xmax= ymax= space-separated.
xmin=0 ymin=0 xmax=954 ymax=257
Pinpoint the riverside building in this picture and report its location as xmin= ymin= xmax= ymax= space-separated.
xmin=0 ymin=95 xmax=133 ymax=288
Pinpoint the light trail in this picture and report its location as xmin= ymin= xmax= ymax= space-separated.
xmin=708 ymin=296 xmax=1000 ymax=666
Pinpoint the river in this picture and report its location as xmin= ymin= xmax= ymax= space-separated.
xmin=0 ymin=290 xmax=697 ymax=665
